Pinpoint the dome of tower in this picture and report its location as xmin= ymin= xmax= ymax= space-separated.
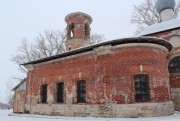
xmin=155 ymin=0 xmax=176 ymax=14
xmin=65 ymin=12 xmax=93 ymax=24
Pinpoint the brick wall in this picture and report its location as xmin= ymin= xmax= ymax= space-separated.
xmin=25 ymin=43 xmax=172 ymax=116
xmin=65 ymin=12 xmax=92 ymax=50
xmin=65 ymin=13 xmax=92 ymax=39
xmin=146 ymin=29 xmax=180 ymax=111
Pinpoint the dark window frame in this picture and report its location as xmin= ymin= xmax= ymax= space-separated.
xmin=69 ymin=23 xmax=75 ymax=38
xmin=56 ymin=82 xmax=64 ymax=103
xmin=85 ymin=23 xmax=89 ymax=38
xmin=40 ymin=84 xmax=48 ymax=103
xmin=169 ymin=56 xmax=180 ymax=73
xmin=77 ymin=80 xmax=86 ymax=103
xmin=68 ymin=47 xmax=71 ymax=50
xmin=134 ymin=74 xmax=150 ymax=102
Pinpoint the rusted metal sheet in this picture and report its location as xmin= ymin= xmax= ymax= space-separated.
xmin=13 ymin=91 xmax=25 ymax=113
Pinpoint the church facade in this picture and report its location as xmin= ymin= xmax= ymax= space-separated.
xmin=13 ymin=0 xmax=180 ymax=118
xmin=138 ymin=0 xmax=180 ymax=111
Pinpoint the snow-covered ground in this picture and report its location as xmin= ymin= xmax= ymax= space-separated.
xmin=0 ymin=109 xmax=180 ymax=121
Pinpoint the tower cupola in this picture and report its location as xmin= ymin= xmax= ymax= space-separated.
xmin=65 ymin=12 xmax=93 ymax=51
xmin=155 ymin=0 xmax=176 ymax=22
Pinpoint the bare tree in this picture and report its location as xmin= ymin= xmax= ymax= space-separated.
xmin=131 ymin=0 xmax=180 ymax=35
xmin=12 ymin=30 xmax=66 ymax=64
xmin=12 ymin=30 xmax=105 ymax=65
xmin=12 ymin=39 xmax=33 ymax=64
xmin=90 ymin=34 xmax=105 ymax=44
xmin=35 ymin=30 xmax=66 ymax=58
xmin=6 ymin=79 xmax=15 ymax=108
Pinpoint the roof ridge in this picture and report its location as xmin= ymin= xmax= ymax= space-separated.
xmin=138 ymin=18 xmax=180 ymax=36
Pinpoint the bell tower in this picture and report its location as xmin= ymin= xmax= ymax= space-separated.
xmin=65 ymin=12 xmax=93 ymax=51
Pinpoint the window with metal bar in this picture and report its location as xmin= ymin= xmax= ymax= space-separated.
xmin=169 ymin=56 xmax=180 ymax=73
xmin=134 ymin=74 xmax=150 ymax=102
xmin=40 ymin=84 xmax=47 ymax=103
xmin=77 ymin=80 xmax=86 ymax=103
xmin=57 ymin=82 xmax=64 ymax=103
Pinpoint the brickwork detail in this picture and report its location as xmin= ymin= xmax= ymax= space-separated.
xmin=25 ymin=43 xmax=173 ymax=117
xmin=65 ymin=12 xmax=92 ymax=51
xmin=145 ymin=28 xmax=180 ymax=111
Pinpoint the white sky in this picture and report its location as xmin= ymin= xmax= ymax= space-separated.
xmin=0 ymin=0 xmax=144 ymax=103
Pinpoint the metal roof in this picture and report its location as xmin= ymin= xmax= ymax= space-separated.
xmin=138 ymin=18 xmax=180 ymax=36
xmin=12 ymin=78 xmax=26 ymax=91
xmin=22 ymin=36 xmax=172 ymax=66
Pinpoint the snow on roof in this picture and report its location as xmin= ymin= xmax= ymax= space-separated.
xmin=12 ymin=78 xmax=26 ymax=91
xmin=138 ymin=18 xmax=180 ymax=36
xmin=23 ymin=37 xmax=172 ymax=66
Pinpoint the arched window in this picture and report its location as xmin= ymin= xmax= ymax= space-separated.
xmin=169 ymin=56 xmax=180 ymax=73
xmin=85 ymin=23 xmax=89 ymax=38
xmin=67 ymin=45 xmax=72 ymax=51
xmin=69 ymin=23 xmax=74 ymax=38
xmin=69 ymin=47 xmax=71 ymax=51
xmin=134 ymin=74 xmax=150 ymax=102
xmin=77 ymin=80 xmax=86 ymax=103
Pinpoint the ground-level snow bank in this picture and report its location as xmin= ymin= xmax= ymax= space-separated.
xmin=0 ymin=109 xmax=180 ymax=121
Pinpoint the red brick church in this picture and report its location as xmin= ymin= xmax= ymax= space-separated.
xmin=13 ymin=0 xmax=180 ymax=117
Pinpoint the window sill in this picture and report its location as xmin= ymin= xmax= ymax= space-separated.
xmin=39 ymin=103 xmax=48 ymax=104
xmin=75 ymin=102 xmax=87 ymax=105
xmin=54 ymin=103 xmax=64 ymax=104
